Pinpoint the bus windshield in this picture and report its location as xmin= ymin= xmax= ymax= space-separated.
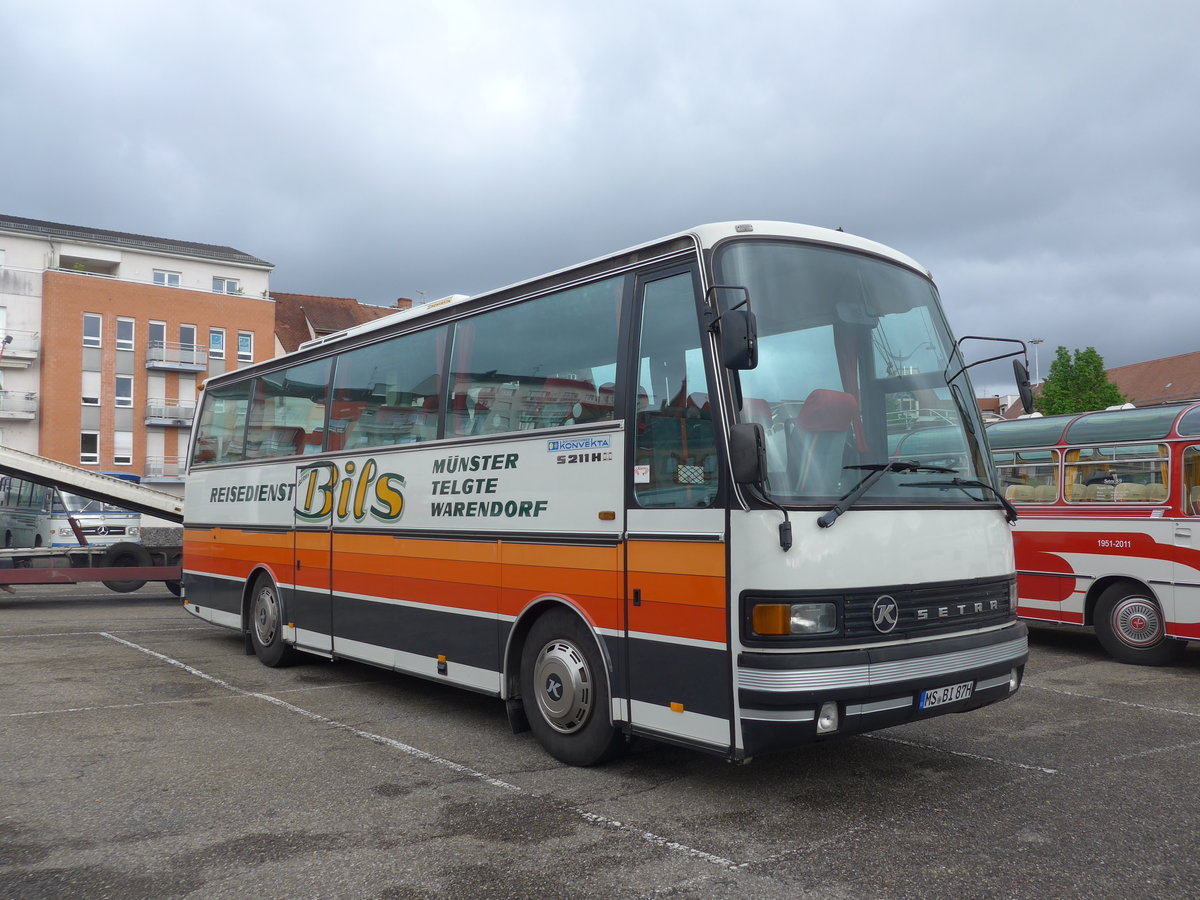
xmin=714 ymin=239 xmax=989 ymax=505
xmin=55 ymin=492 xmax=123 ymax=515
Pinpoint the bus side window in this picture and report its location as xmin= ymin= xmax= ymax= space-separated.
xmin=1184 ymin=447 xmax=1200 ymax=516
xmin=245 ymin=357 xmax=331 ymax=460
xmin=634 ymin=271 xmax=717 ymax=509
xmin=331 ymin=326 xmax=446 ymax=450
xmin=448 ymin=277 xmax=622 ymax=438
xmin=192 ymin=383 xmax=251 ymax=466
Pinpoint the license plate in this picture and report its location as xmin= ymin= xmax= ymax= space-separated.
xmin=919 ymin=680 xmax=974 ymax=709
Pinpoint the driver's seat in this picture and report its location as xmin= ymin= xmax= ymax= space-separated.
xmin=791 ymin=389 xmax=858 ymax=494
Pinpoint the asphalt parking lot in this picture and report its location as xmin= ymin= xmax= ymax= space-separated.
xmin=4 ymin=583 xmax=1200 ymax=900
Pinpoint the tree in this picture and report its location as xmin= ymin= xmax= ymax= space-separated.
xmin=1037 ymin=346 xmax=1126 ymax=415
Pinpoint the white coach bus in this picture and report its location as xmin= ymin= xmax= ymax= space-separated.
xmin=182 ymin=221 xmax=1028 ymax=765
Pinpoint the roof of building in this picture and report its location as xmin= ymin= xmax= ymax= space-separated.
xmin=273 ymin=292 xmax=399 ymax=353
xmin=1106 ymin=350 xmax=1200 ymax=406
xmin=0 ymin=213 xmax=272 ymax=268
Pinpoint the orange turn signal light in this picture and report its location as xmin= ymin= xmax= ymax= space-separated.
xmin=752 ymin=604 xmax=792 ymax=636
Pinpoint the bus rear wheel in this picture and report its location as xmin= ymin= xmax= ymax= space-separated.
xmin=519 ymin=608 xmax=621 ymax=766
xmin=1095 ymin=584 xmax=1186 ymax=666
xmin=248 ymin=575 xmax=298 ymax=667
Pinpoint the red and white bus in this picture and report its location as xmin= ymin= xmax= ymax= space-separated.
xmin=182 ymin=221 xmax=1027 ymax=765
xmin=989 ymin=402 xmax=1200 ymax=664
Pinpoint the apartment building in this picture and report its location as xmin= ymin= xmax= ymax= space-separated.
xmin=0 ymin=214 xmax=274 ymax=493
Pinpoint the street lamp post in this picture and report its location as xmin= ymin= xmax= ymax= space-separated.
xmin=1030 ymin=338 xmax=1044 ymax=384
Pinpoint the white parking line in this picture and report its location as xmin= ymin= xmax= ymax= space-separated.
xmin=866 ymin=733 xmax=1060 ymax=775
xmin=1027 ymin=684 xmax=1200 ymax=719
xmin=99 ymin=632 xmax=743 ymax=871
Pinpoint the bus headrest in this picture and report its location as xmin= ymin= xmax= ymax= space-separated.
xmin=796 ymin=389 xmax=858 ymax=432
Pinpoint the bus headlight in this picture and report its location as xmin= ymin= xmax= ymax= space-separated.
xmin=752 ymin=601 xmax=838 ymax=636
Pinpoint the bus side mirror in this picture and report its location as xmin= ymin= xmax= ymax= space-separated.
xmin=1014 ymin=359 xmax=1034 ymax=414
xmin=730 ymin=422 xmax=767 ymax=484
xmin=720 ymin=309 xmax=758 ymax=370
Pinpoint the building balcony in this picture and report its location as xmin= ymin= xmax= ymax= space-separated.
xmin=0 ymin=329 xmax=40 ymax=368
xmin=0 ymin=390 xmax=38 ymax=419
xmin=143 ymin=455 xmax=186 ymax=483
xmin=145 ymin=398 xmax=197 ymax=427
xmin=146 ymin=341 xmax=207 ymax=372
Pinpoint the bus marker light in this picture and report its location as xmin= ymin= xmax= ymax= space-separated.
xmin=816 ymin=702 xmax=839 ymax=734
xmin=438 ymin=655 xmax=448 ymax=675
xmin=670 ymin=702 xmax=684 ymax=713
xmin=598 ymin=511 xmax=616 ymax=520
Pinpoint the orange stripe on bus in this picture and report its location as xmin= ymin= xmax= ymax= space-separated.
xmin=627 ymin=540 xmax=725 ymax=577
xmin=630 ymin=571 xmax=725 ymax=608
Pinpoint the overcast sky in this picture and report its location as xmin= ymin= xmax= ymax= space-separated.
xmin=3 ymin=0 xmax=1197 ymax=394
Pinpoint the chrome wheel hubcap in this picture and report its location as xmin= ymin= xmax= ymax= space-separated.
xmin=1113 ymin=598 xmax=1163 ymax=647
xmin=533 ymin=638 xmax=592 ymax=734
xmin=253 ymin=587 xmax=280 ymax=646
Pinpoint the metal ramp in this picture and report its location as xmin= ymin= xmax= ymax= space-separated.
xmin=0 ymin=444 xmax=183 ymax=523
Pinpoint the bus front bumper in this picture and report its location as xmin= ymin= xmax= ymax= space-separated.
xmin=736 ymin=622 xmax=1028 ymax=756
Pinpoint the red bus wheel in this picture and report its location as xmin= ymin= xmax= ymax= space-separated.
xmin=1094 ymin=584 xmax=1186 ymax=666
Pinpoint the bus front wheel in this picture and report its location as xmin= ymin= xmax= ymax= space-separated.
xmin=248 ymin=575 xmax=298 ymax=667
xmin=1095 ymin=584 xmax=1186 ymax=666
xmin=519 ymin=608 xmax=621 ymax=766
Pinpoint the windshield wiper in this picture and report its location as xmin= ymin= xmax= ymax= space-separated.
xmin=900 ymin=477 xmax=1019 ymax=524
xmin=817 ymin=459 xmax=958 ymax=529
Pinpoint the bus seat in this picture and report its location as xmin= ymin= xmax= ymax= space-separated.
xmin=1146 ymin=484 xmax=1168 ymax=502
xmin=258 ymin=426 xmax=303 ymax=457
xmin=1033 ymin=484 xmax=1057 ymax=502
xmin=1006 ymin=485 xmax=1035 ymax=502
xmin=449 ymin=391 xmax=475 ymax=435
xmin=1190 ymin=486 xmax=1200 ymax=515
xmin=791 ymin=389 xmax=858 ymax=494
xmin=300 ymin=430 xmax=325 ymax=454
xmin=1115 ymin=483 xmax=1147 ymax=502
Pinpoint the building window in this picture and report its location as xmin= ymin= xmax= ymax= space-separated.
xmin=209 ymin=328 xmax=226 ymax=360
xmin=213 ymin=277 xmax=241 ymax=294
xmin=83 ymin=313 xmax=102 ymax=348
xmin=180 ymin=324 xmax=197 ymax=365
xmin=237 ymin=331 xmax=253 ymax=362
xmin=153 ymin=270 xmax=180 ymax=287
xmin=80 ymin=432 xmax=99 ymax=465
xmin=115 ymin=375 xmax=134 ymax=408
xmin=148 ymin=321 xmax=166 ymax=350
xmin=82 ymin=371 xmax=101 ymax=406
xmin=113 ymin=431 xmax=133 ymax=466
xmin=116 ymin=317 xmax=135 ymax=352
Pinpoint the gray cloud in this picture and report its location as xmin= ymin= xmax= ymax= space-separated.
xmin=3 ymin=0 xmax=1197 ymax=394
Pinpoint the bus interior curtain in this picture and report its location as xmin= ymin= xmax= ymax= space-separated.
xmin=833 ymin=322 xmax=867 ymax=453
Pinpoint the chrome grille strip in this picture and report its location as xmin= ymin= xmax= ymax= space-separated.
xmin=738 ymin=636 xmax=1027 ymax=693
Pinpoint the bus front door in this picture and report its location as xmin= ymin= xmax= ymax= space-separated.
xmin=625 ymin=267 xmax=732 ymax=752
xmin=292 ymin=464 xmax=333 ymax=653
